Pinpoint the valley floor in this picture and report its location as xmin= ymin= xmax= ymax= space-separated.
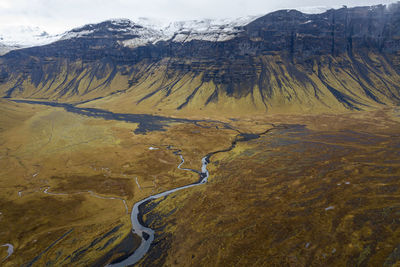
xmin=0 ymin=99 xmax=399 ymax=266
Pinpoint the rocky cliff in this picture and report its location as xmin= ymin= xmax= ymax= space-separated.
xmin=1 ymin=4 xmax=400 ymax=115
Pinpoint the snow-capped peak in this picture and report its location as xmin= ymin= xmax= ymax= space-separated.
xmin=108 ymin=18 xmax=136 ymax=25
xmin=296 ymin=6 xmax=337 ymax=14
xmin=59 ymin=18 xmax=165 ymax=48
xmin=0 ymin=15 xmax=261 ymax=53
xmin=109 ymin=15 xmax=261 ymax=46
xmin=59 ymin=16 xmax=261 ymax=48
xmin=0 ymin=25 xmax=60 ymax=47
xmin=160 ymin=16 xmax=258 ymax=43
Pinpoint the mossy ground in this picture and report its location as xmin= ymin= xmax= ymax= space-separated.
xmin=139 ymin=109 xmax=400 ymax=266
xmin=0 ymin=99 xmax=235 ymax=266
xmin=0 ymin=99 xmax=399 ymax=266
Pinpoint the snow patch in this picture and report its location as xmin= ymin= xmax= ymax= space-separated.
xmin=296 ymin=6 xmax=336 ymax=14
xmin=0 ymin=43 xmax=21 ymax=55
xmin=0 ymin=25 xmax=60 ymax=48
xmin=163 ymin=16 xmax=258 ymax=43
xmin=60 ymin=30 xmax=94 ymax=40
xmin=301 ymin=20 xmax=313 ymax=24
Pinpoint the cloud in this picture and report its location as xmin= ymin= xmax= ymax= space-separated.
xmin=0 ymin=0 xmax=398 ymax=33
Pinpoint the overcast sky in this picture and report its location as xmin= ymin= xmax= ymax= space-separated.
xmin=0 ymin=0 xmax=398 ymax=33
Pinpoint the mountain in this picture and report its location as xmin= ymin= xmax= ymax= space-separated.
xmin=0 ymin=17 xmax=258 ymax=54
xmin=0 ymin=43 xmax=20 ymax=56
xmin=0 ymin=25 xmax=60 ymax=55
xmin=1 ymin=4 xmax=400 ymax=115
xmin=159 ymin=16 xmax=258 ymax=43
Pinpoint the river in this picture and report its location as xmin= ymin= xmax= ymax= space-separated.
xmin=108 ymin=126 xmax=285 ymax=266
xmin=1 ymin=243 xmax=14 ymax=262
xmin=9 ymin=98 xmax=285 ymax=266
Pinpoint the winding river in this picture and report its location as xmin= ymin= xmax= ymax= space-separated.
xmin=1 ymin=243 xmax=14 ymax=262
xmin=108 ymin=126 xmax=285 ymax=266
xmin=107 ymin=153 xmax=210 ymax=267
xmin=8 ymin=98 xmax=286 ymax=265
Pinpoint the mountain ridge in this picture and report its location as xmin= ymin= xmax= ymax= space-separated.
xmin=0 ymin=16 xmax=259 ymax=54
xmin=1 ymin=3 xmax=400 ymax=116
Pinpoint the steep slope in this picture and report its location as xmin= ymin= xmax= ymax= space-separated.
xmin=0 ymin=43 xmax=20 ymax=56
xmin=1 ymin=4 xmax=400 ymax=115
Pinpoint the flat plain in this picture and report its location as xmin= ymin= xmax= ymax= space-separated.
xmin=0 ymin=99 xmax=399 ymax=266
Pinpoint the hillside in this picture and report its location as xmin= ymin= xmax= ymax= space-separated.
xmin=0 ymin=4 xmax=400 ymax=116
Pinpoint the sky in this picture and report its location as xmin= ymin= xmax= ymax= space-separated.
xmin=0 ymin=0 xmax=398 ymax=34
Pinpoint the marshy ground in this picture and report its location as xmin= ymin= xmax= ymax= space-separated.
xmin=0 ymin=99 xmax=399 ymax=266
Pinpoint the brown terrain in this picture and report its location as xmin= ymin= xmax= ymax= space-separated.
xmin=0 ymin=98 xmax=399 ymax=266
xmin=1 ymin=5 xmax=400 ymax=265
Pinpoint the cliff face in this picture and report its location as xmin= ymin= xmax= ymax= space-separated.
xmin=1 ymin=4 xmax=400 ymax=114
xmin=245 ymin=6 xmax=400 ymax=56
